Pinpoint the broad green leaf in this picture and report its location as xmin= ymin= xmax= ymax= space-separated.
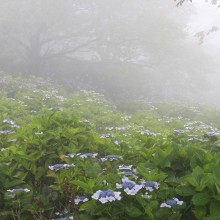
xmin=192 ymin=192 xmax=211 ymax=206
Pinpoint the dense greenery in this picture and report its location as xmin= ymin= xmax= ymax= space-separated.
xmin=0 ymin=72 xmax=220 ymax=220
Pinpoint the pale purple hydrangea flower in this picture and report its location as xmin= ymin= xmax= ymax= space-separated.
xmin=74 ymin=196 xmax=89 ymax=205
xmin=49 ymin=164 xmax=75 ymax=171
xmin=141 ymin=180 xmax=160 ymax=191
xmin=160 ymin=198 xmax=183 ymax=208
xmin=116 ymin=177 xmax=142 ymax=195
xmin=92 ymin=190 xmax=121 ymax=204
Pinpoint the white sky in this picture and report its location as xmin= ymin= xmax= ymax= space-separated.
xmin=188 ymin=0 xmax=220 ymax=58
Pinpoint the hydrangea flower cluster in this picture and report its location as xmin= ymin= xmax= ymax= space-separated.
xmin=64 ymin=153 xmax=81 ymax=158
xmin=105 ymin=127 xmax=114 ymax=131
xmin=7 ymin=188 xmax=30 ymax=193
xmin=3 ymin=119 xmax=20 ymax=128
xmin=100 ymin=155 xmax=123 ymax=162
xmin=115 ymin=126 xmax=131 ymax=131
xmin=92 ymin=190 xmax=121 ymax=204
xmin=7 ymin=188 xmax=30 ymax=198
xmin=114 ymin=140 xmax=124 ymax=146
xmin=204 ymin=131 xmax=219 ymax=137
xmin=0 ymin=130 xmax=14 ymax=135
xmin=117 ymin=165 xmax=138 ymax=179
xmin=49 ymin=164 xmax=75 ymax=171
xmin=48 ymin=107 xmax=63 ymax=111
xmin=121 ymin=115 xmax=132 ymax=121
xmin=100 ymin=134 xmax=114 ymax=139
xmin=81 ymin=120 xmax=90 ymax=124
xmin=74 ymin=196 xmax=89 ymax=205
xmin=116 ymin=177 xmax=142 ymax=195
xmin=173 ymin=130 xmax=184 ymax=135
xmin=3 ymin=119 xmax=15 ymax=125
xmin=118 ymin=165 xmax=133 ymax=172
xmin=80 ymin=153 xmax=98 ymax=159
xmin=160 ymin=198 xmax=183 ymax=208
xmin=140 ymin=130 xmax=158 ymax=136
xmin=141 ymin=180 xmax=160 ymax=192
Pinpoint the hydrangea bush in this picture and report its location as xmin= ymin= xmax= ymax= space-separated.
xmin=0 ymin=73 xmax=220 ymax=219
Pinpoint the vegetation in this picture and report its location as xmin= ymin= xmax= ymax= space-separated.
xmin=0 ymin=73 xmax=220 ymax=220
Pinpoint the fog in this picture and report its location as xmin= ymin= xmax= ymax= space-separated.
xmin=0 ymin=0 xmax=219 ymax=105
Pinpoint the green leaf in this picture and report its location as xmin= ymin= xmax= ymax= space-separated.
xmin=176 ymin=185 xmax=195 ymax=196
xmin=126 ymin=206 xmax=143 ymax=217
xmin=210 ymin=200 xmax=220 ymax=216
xmin=192 ymin=192 xmax=211 ymax=206
xmin=71 ymin=180 xmax=92 ymax=191
xmin=194 ymin=206 xmax=207 ymax=219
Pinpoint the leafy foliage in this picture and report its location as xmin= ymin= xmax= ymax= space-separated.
xmin=0 ymin=73 xmax=220 ymax=219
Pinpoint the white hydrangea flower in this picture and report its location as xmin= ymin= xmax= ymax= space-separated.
xmin=116 ymin=177 xmax=142 ymax=195
xmin=100 ymin=134 xmax=114 ymax=139
xmin=65 ymin=153 xmax=81 ymax=158
xmin=7 ymin=188 xmax=30 ymax=193
xmin=92 ymin=190 xmax=121 ymax=204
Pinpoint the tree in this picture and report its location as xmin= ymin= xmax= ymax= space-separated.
xmin=0 ymin=0 xmax=216 ymax=103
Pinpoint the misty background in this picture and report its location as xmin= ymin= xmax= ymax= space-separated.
xmin=0 ymin=0 xmax=219 ymax=105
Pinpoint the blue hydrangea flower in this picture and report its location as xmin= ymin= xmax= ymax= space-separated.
xmin=116 ymin=177 xmax=142 ymax=195
xmin=49 ymin=164 xmax=75 ymax=171
xmin=141 ymin=180 xmax=160 ymax=191
xmin=92 ymin=190 xmax=121 ymax=204
xmin=74 ymin=196 xmax=89 ymax=205
xmin=160 ymin=198 xmax=183 ymax=208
